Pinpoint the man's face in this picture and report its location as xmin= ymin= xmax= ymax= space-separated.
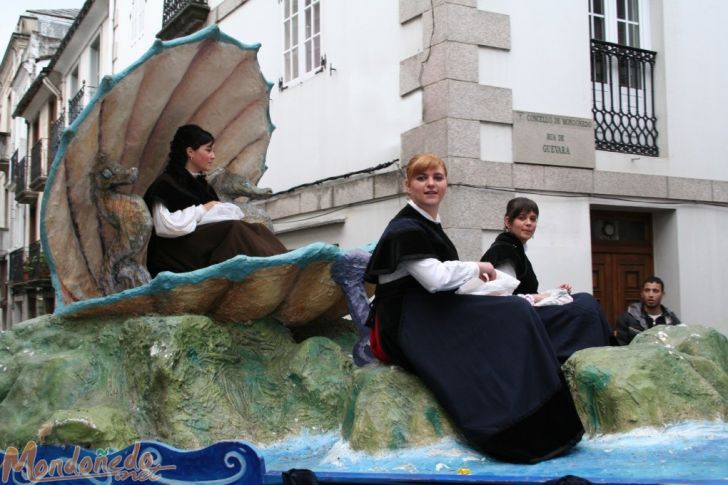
xmin=641 ymin=282 xmax=664 ymax=311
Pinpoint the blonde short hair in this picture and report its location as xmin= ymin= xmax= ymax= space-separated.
xmin=405 ymin=153 xmax=448 ymax=180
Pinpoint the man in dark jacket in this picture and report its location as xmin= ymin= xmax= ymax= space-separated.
xmin=615 ymin=276 xmax=681 ymax=345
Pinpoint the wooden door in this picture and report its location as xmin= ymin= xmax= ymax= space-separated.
xmin=591 ymin=211 xmax=653 ymax=329
xmin=592 ymin=252 xmax=652 ymax=328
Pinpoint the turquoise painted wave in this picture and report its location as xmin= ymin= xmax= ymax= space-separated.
xmin=258 ymin=421 xmax=728 ymax=482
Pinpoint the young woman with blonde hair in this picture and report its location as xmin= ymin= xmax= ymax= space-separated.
xmin=364 ymin=154 xmax=587 ymax=463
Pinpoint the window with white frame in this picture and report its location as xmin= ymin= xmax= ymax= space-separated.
xmin=89 ymin=36 xmax=100 ymax=88
xmin=282 ymin=0 xmax=322 ymax=85
xmin=588 ymin=0 xmax=658 ymax=156
xmin=131 ymin=0 xmax=145 ymax=42
xmin=589 ymin=0 xmax=644 ymax=85
xmin=589 ymin=0 xmax=642 ymax=46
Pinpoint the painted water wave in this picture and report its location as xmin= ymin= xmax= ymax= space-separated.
xmin=258 ymin=421 xmax=728 ymax=482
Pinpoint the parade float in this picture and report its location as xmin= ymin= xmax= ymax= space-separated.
xmin=1 ymin=27 xmax=727 ymax=484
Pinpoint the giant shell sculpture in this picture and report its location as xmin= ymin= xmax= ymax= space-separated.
xmin=41 ymin=26 xmax=353 ymax=325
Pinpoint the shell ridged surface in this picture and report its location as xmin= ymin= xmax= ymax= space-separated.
xmin=41 ymin=27 xmax=350 ymax=325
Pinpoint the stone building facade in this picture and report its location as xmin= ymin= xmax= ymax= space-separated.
xmin=2 ymin=0 xmax=727 ymax=332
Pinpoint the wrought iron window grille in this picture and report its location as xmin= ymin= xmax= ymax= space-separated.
xmin=11 ymin=151 xmax=26 ymax=191
xmin=50 ymin=111 xmax=66 ymax=164
xmin=68 ymin=83 xmax=86 ymax=125
xmin=591 ymin=39 xmax=658 ymax=157
xmin=10 ymin=149 xmax=18 ymax=189
xmin=30 ymin=139 xmax=47 ymax=180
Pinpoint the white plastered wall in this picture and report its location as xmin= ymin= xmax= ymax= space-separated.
xmin=481 ymin=195 xmax=595 ymax=294
xmin=478 ymin=0 xmax=592 ymax=118
xmin=217 ymin=0 xmax=422 ymax=192
xmin=111 ymin=0 xmax=165 ymax=72
xmin=670 ymin=206 xmax=728 ymax=334
xmin=274 ymin=195 xmax=405 ymax=251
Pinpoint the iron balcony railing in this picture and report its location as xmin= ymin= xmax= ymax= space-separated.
xmin=68 ymin=82 xmax=97 ymax=125
xmin=0 ymin=131 xmax=9 ymax=162
xmin=9 ymin=247 xmax=25 ymax=285
xmin=13 ymin=152 xmax=36 ymax=203
xmin=50 ymin=111 xmax=66 ymax=164
xmin=8 ymin=242 xmax=50 ymax=285
xmin=159 ymin=0 xmax=210 ymax=40
xmin=30 ymin=138 xmax=49 ymax=191
xmin=11 ymin=150 xmax=25 ymax=191
xmin=590 ymin=39 xmax=658 ymax=157
xmin=163 ymin=0 xmax=208 ymax=25
xmin=27 ymin=240 xmax=50 ymax=281
xmin=10 ymin=149 xmax=18 ymax=188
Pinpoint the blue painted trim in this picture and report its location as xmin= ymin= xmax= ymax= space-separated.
xmin=1 ymin=440 xmax=723 ymax=484
xmin=0 ymin=440 xmax=265 ymax=484
xmin=54 ymin=242 xmax=346 ymax=317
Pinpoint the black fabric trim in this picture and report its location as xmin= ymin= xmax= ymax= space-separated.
xmin=364 ymin=205 xmax=457 ymax=282
xmin=144 ymin=164 xmax=219 ymax=213
xmin=481 ymin=231 xmax=539 ymax=294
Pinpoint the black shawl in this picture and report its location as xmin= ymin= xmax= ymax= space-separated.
xmin=365 ymin=204 xmax=458 ymax=282
xmin=481 ymin=231 xmax=539 ymax=294
xmin=364 ymin=204 xmax=459 ymax=364
xmin=144 ymin=164 xmax=219 ymax=212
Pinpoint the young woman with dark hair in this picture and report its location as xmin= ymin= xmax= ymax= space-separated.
xmin=143 ymin=124 xmax=286 ymax=276
xmin=481 ymin=197 xmax=611 ymax=362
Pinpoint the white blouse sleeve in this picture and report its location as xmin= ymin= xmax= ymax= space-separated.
xmin=401 ymin=258 xmax=480 ymax=293
xmin=152 ymin=202 xmax=207 ymax=238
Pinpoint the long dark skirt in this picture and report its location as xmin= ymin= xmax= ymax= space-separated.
xmin=396 ymin=292 xmax=584 ymax=463
xmin=147 ymin=220 xmax=287 ymax=276
xmin=534 ymin=293 xmax=611 ymax=363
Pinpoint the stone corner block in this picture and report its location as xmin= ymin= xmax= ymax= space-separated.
xmin=400 ymin=54 xmax=422 ymax=96
xmin=423 ymin=80 xmax=450 ymax=123
xmin=434 ymin=0 xmax=477 ymax=7
xmin=474 ymin=10 xmax=510 ymax=49
xmin=400 ymin=0 xmax=430 ymax=24
xmin=446 ymin=158 xmax=513 ymax=189
xmin=401 ymin=118 xmax=480 ymax=161
xmin=421 ymin=42 xmax=479 ymax=87
xmin=443 ymin=187 xmax=512 ymax=232
xmin=445 ymin=118 xmax=481 ymax=158
xmin=423 ymin=81 xmax=512 ymax=124
xmin=474 ymin=84 xmax=512 ymax=123
xmin=401 ymin=124 xmax=431 ymax=163
xmin=439 ymin=185 xmax=491 ymax=229
xmin=443 ymin=227 xmax=483 ymax=261
xmin=431 ymin=3 xmax=510 ymax=49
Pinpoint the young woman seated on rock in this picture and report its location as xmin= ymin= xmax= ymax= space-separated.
xmin=481 ymin=196 xmax=612 ymax=361
xmin=143 ymin=124 xmax=286 ymax=276
xmin=364 ymin=153 xmax=588 ymax=463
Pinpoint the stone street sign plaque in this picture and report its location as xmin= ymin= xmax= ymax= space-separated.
xmin=513 ymin=111 xmax=595 ymax=168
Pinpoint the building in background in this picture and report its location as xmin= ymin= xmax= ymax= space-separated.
xmin=0 ymin=8 xmax=78 ymax=328
xmin=2 ymin=0 xmax=727 ymax=335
